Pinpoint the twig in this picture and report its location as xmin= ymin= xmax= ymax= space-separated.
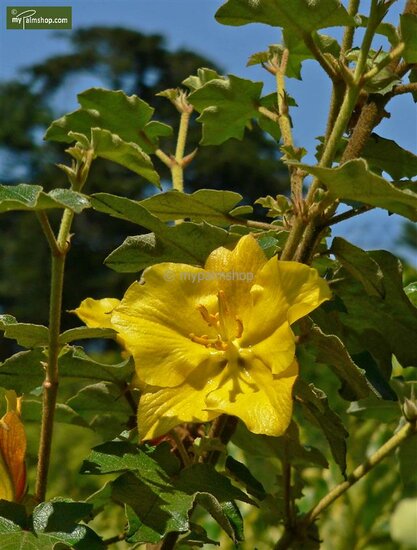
xmin=325 ymin=205 xmax=374 ymax=227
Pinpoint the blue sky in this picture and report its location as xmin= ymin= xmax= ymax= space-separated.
xmin=1 ymin=0 xmax=416 ymax=260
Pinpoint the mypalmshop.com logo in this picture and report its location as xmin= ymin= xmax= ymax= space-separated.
xmin=7 ymin=6 xmax=72 ymax=29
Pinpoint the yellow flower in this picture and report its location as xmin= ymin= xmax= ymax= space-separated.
xmin=108 ymin=234 xmax=331 ymax=440
xmin=0 ymin=391 xmax=27 ymax=502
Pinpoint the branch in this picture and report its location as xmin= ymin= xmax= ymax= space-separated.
xmin=325 ymin=205 xmax=374 ymax=227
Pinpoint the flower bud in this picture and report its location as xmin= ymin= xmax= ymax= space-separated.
xmin=0 ymin=391 xmax=27 ymax=502
xmin=403 ymin=398 xmax=417 ymax=423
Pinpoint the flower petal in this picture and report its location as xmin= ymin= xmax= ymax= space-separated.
xmin=204 ymin=234 xmax=267 ymax=318
xmin=245 ymin=258 xmax=331 ymax=343
xmin=205 ymin=359 xmax=298 ymax=436
xmin=112 ymin=265 xmax=219 ymax=387
xmin=71 ymin=297 xmax=121 ymax=328
xmin=250 ymin=321 xmax=295 ymax=375
xmin=138 ymin=361 xmax=222 ymax=440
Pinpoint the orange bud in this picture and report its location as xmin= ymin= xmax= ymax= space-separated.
xmin=0 ymin=391 xmax=27 ymax=502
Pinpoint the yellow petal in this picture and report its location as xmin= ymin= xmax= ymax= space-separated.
xmin=205 ymin=359 xmax=298 ymax=436
xmin=245 ymin=257 xmax=331 ymax=343
xmin=204 ymin=234 xmax=267 ymax=318
xmin=112 ymin=265 xmax=218 ymax=387
xmin=250 ymin=321 xmax=296 ymax=375
xmin=71 ymin=297 xmax=121 ymax=328
xmin=138 ymin=360 xmax=222 ymax=440
xmin=0 ymin=411 xmax=26 ymax=502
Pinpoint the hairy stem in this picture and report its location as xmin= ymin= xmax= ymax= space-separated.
xmin=341 ymin=0 xmax=361 ymax=55
xmin=35 ymin=222 xmax=69 ymax=502
xmin=171 ymin=110 xmax=191 ymax=192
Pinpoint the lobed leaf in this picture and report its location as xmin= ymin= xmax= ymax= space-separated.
xmin=400 ymin=13 xmax=417 ymax=63
xmin=139 ymin=189 xmax=251 ymax=226
xmin=105 ymin=224 xmax=239 ymax=273
xmin=0 ymin=184 xmax=90 ymax=214
xmin=298 ymin=159 xmax=417 ymax=221
xmin=188 ymin=75 xmax=263 ymax=145
xmin=296 ymin=380 xmax=348 ymax=475
xmin=45 ymin=87 xmax=172 ymax=153
xmin=82 ymin=441 xmax=251 ymax=544
xmin=215 ymin=0 xmax=354 ymax=33
xmin=90 ymin=128 xmax=160 ymax=186
xmin=0 ymin=315 xmax=49 ymax=348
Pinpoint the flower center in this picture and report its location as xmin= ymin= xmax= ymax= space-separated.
xmin=189 ymin=290 xmax=243 ymax=351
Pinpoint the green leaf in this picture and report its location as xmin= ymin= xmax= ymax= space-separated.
xmin=282 ymin=31 xmax=340 ymax=79
xmin=22 ymin=399 xmax=89 ymax=428
xmin=409 ymin=66 xmax=417 ymax=102
xmin=215 ymin=0 xmax=354 ymax=32
xmin=0 ymin=499 xmax=104 ymax=550
xmin=105 ymin=224 xmax=239 ymax=272
xmin=401 ymin=13 xmax=417 ymax=63
xmin=188 ymin=75 xmax=263 ymax=145
xmin=297 ymin=159 xmax=417 ymax=221
xmin=58 ymin=327 xmax=117 ymax=344
xmin=347 ymin=397 xmax=400 ymax=423
xmin=0 ymin=315 xmax=49 ymax=348
xmin=66 ymin=382 xmax=134 ymax=438
xmin=225 ymin=456 xmax=266 ymax=500
xmin=305 ymin=323 xmax=371 ymax=399
xmin=0 ymin=184 xmax=90 ymax=214
xmin=316 ymin=250 xmax=417 ymax=380
xmin=0 ymin=349 xmax=45 ymax=393
xmin=390 ymin=498 xmax=417 ymax=547
xmin=405 ymin=282 xmax=417 ymax=307
xmin=330 ymin=237 xmax=384 ymax=297
xmin=0 ymin=501 xmax=28 ymax=529
xmin=361 ymin=134 xmax=417 ymax=180
xmin=194 ymin=496 xmax=244 ymax=543
xmin=182 ymin=68 xmax=222 ymax=91
xmin=139 ymin=189 xmax=251 ymax=226
xmin=45 ymin=87 xmax=172 ymax=153
xmin=90 ymin=128 xmax=160 ymax=186
xmin=296 ymin=381 xmax=348 ymax=475
xmin=83 ymin=441 xmax=251 ymax=544
xmin=232 ymin=421 xmax=328 ymax=470
xmin=59 ymin=346 xmax=134 ymax=383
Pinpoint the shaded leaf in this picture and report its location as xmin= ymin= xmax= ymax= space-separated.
xmin=188 ymin=75 xmax=263 ymax=145
xmin=347 ymin=397 xmax=400 ymax=423
xmin=398 ymin=434 xmax=417 ymax=488
xmin=0 ymin=184 xmax=90 ymax=214
xmin=58 ymin=327 xmax=117 ymax=344
xmin=305 ymin=323 xmax=371 ymax=399
xmin=0 ymin=315 xmax=48 ymax=348
xmin=66 ymin=382 xmax=133 ymax=439
xmin=330 ymin=237 xmax=384 ymax=298
xmin=215 ymin=0 xmax=354 ymax=32
xmin=91 ymin=128 xmax=160 ymax=186
xmin=314 ymin=250 xmax=417 ymax=395
xmin=296 ymin=380 xmax=348 ymax=475
xmin=298 ymin=159 xmax=417 ymax=221
xmin=0 ymin=349 xmax=45 ymax=393
xmin=225 ymin=456 xmax=266 ymax=500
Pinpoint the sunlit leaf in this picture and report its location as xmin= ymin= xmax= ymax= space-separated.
xmin=216 ymin=0 xmax=354 ymax=32
xmin=0 ymin=184 xmax=90 ymax=214
xmin=400 ymin=13 xmax=417 ymax=63
xmin=188 ymin=75 xmax=263 ymax=145
xmin=298 ymin=159 xmax=417 ymax=221
xmin=91 ymin=128 xmax=160 ymax=186
xmin=139 ymin=189 xmax=251 ymax=226
xmin=45 ymin=87 xmax=172 ymax=153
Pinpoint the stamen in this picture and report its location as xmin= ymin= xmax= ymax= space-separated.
xmin=235 ymin=317 xmax=243 ymax=339
xmin=197 ymin=304 xmax=218 ymax=326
